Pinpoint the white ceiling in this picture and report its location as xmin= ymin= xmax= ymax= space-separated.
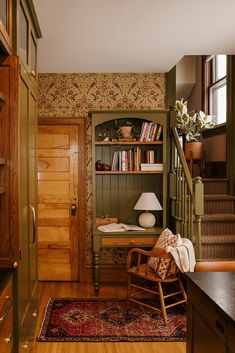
xmin=33 ymin=0 xmax=235 ymax=74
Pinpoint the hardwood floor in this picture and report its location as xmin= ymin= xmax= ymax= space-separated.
xmin=32 ymin=281 xmax=186 ymax=353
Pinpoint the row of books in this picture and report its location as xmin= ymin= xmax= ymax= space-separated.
xmin=139 ymin=122 xmax=162 ymax=142
xmin=111 ymin=147 xmax=163 ymax=171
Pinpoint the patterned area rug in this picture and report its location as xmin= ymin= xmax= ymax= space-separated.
xmin=37 ymin=298 xmax=186 ymax=342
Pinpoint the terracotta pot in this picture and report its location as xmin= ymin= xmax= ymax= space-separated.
xmin=185 ymin=142 xmax=203 ymax=161
xmin=119 ymin=126 xmax=132 ymax=139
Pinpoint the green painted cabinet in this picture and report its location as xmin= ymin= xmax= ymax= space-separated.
xmin=0 ymin=2 xmax=41 ymax=353
xmin=18 ymin=69 xmax=38 ymax=353
xmin=17 ymin=1 xmax=41 ymax=352
xmin=0 ymin=0 xmax=13 ymax=54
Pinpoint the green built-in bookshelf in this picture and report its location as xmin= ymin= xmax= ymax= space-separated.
xmin=90 ymin=110 xmax=170 ymax=228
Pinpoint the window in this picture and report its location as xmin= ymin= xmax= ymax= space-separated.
xmin=205 ymin=55 xmax=227 ymax=125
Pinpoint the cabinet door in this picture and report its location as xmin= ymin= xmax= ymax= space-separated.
xmin=18 ymin=72 xmax=30 ymax=323
xmin=18 ymin=69 xmax=38 ymax=353
xmin=0 ymin=56 xmax=19 ymax=268
xmin=28 ymin=88 xmax=38 ymax=300
xmin=19 ymin=2 xmax=28 ymax=67
xmin=19 ymin=0 xmax=39 ymax=82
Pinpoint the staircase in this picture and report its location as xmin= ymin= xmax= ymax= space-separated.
xmin=201 ymin=179 xmax=235 ymax=260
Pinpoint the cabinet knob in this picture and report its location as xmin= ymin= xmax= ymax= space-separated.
xmin=3 ymin=336 xmax=12 ymax=344
xmin=32 ymin=311 xmax=37 ymax=317
xmin=22 ymin=341 xmax=29 ymax=350
xmin=13 ymin=261 xmax=18 ymax=268
xmin=130 ymin=240 xmax=135 ymax=245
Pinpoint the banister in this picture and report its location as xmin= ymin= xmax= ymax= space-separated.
xmin=171 ymin=127 xmax=193 ymax=196
xmin=170 ymin=126 xmax=203 ymax=260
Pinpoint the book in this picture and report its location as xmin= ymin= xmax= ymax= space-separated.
xmin=142 ymin=122 xmax=151 ymax=141
xmin=97 ymin=223 xmax=145 ymax=232
xmin=156 ymin=125 xmax=162 ymax=141
xmin=141 ymin=163 xmax=163 ymax=171
xmin=139 ymin=122 xmax=146 ymax=141
xmin=145 ymin=149 xmax=155 ymax=163
xmin=151 ymin=122 xmax=158 ymax=141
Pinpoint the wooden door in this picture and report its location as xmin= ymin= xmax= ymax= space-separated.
xmin=38 ymin=125 xmax=79 ymax=281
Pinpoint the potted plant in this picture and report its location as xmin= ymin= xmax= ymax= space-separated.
xmin=114 ymin=120 xmax=134 ymax=140
xmin=174 ymin=98 xmax=215 ymax=160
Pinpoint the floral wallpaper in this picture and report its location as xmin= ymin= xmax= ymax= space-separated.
xmin=38 ymin=72 xmax=166 ymax=266
xmin=38 ymin=73 xmax=166 ymax=116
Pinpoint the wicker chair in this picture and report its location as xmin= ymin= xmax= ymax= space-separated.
xmin=126 ymin=247 xmax=187 ymax=324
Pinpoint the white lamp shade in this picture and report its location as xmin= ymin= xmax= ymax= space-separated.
xmin=134 ymin=192 xmax=162 ymax=211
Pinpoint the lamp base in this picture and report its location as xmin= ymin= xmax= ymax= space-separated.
xmin=138 ymin=212 xmax=156 ymax=228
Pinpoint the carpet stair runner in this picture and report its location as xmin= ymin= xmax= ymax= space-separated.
xmin=200 ymin=178 xmax=235 ymax=260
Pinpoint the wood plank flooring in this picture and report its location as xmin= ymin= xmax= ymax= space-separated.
xmin=32 ymin=281 xmax=186 ymax=353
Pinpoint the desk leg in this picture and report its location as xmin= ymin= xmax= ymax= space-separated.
xmin=93 ymin=251 xmax=100 ymax=296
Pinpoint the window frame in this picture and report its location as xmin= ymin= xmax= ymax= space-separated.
xmin=204 ymin=55 xmax=227 ymax=126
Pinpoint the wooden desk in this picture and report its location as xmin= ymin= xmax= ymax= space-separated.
xmin=185 ymin=272 xmax=235 ymax=353
xmin=93 ymin=227 xmax=160 ymax=295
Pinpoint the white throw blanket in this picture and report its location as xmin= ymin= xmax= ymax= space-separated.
xmin=167 ymin=238 xmax=196 ymax=272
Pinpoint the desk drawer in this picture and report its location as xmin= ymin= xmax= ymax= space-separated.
xmin=101 ymin=237 xmax=156 ymax=247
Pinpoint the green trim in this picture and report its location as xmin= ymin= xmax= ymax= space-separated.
xmin=166 ymin=66 xmax=176 ymax=108
xmin=227 ymin=56 xmax=235 ymax=194
xmin=88 ymin=109 xmax=169 ymax=117
xmin=25 ymin=0 xmax=42 ymax=38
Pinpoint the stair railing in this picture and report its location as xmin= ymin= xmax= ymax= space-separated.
xmin=170 ymin=127 xmax=204 ymax=260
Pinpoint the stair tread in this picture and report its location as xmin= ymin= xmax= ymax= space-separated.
xmin=200 ymin=258 xmax=235 ymax=261
xmin=202 ymin=213 xmax=235 ymax=221
xmin=203 ymin=178 xmax=228 ymax=182
xmin=204 ymin=194 xmax=235 ymax=200
xmin=200 ymin=235 xmax=235 ymax=243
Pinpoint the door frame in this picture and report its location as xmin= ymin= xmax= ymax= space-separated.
xmin=38 ymin=117 xmax=86 ymax=282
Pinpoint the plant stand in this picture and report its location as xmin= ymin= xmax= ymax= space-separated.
xmin=187 ymin=150 xmax=206 ymax=177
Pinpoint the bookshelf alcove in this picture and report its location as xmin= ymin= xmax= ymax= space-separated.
xmin=89 ymin=110 xmax=170 ymax=295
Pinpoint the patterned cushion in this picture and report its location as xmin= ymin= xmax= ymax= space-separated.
xmin=149 ymin=228 xmax=181 ymax=279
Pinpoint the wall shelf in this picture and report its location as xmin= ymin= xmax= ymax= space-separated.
xmin=95 ymin=141 xmax=163 ymax=145
xmin=96 ymin=170 xmax=163 ymax=175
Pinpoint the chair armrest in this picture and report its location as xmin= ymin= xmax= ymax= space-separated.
xmin=126 ymin=247 xmax=172 ymax=270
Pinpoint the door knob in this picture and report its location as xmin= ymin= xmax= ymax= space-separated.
xmin=71 ymin=203 xmax=77 ymax=216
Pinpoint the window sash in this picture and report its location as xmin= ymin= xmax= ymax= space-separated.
xmin=209 ymin=78 xmax=226 ymax=125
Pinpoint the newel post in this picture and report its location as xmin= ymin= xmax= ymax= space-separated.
xmin=193 ymin=176 xmax=204 ymax=261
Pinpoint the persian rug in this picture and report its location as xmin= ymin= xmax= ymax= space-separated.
xmin=37 ymin=298 xmax=186 ymax=342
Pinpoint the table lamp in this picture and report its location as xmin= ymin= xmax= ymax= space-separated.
xmin=134 ymin=192 xmax=162 ymax=228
